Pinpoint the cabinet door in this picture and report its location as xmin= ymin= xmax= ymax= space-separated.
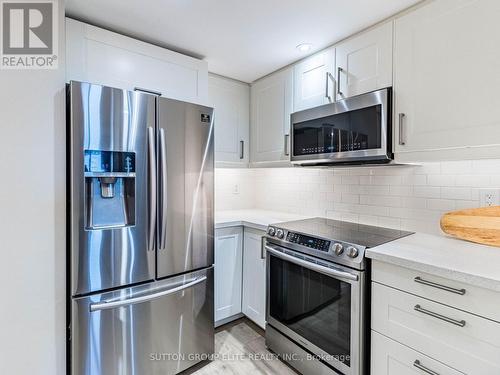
xmin=336 ymin=21 xmax=393 ymax=100
xmin=293 ymin=48 xmax=335 ymax=111
xmin=393 ymin=0 xmax=500 ymax=160
xmin=242 ymin=228 xmax=266 ymax=329
xmin=208 ymin=74 xmax=250 ymax=167
xmin=250 ymin=68 xmax=293 ymax=165
xmin=214 ymin=227 xmax=243 ymax=323
xmin=66 ymin=18 xmax=208 ymax=104
xmin=371 ymin=331 xmax=464 ymax=375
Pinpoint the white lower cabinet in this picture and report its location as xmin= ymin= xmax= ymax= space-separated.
xmin=371 ymin=261 xmax=500 ymax=375
xmin=371 ymin=331 xmax=463 ymax=375
xmin=242 ymin=228 xmax=267 ymax=329
xmin=214 ymin=227 xmax=243 ymax=324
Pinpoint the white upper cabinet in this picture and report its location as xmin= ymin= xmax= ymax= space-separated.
xmin=242 ymin=228 xmax=266 ymax=329
xmin=393 ymin=0 xmax=500 ymax=161
xmin=250 ymin=67 xmax=294 ymax=166
xmin=208 ymin=74 xmax=250 ymax=167
xmin=335 ymin=21 xmax=393 ymax=100
xmin=293 ymin=48 xmax=335 ymax=111
xmin=65 ymin=18 xmax=208 ymax=104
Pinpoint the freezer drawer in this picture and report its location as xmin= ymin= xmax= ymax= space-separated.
xmin=71 ymin=268 xmax=214 ymax=375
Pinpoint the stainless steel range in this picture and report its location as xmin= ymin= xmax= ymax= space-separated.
xmin=264 ymin=217 xmax=412 ymax=375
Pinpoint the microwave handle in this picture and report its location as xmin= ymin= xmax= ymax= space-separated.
xmin=284 ymin=134 xmax=290 ymax=156
xmin=265 ymin=245 xmax=358 ymax=282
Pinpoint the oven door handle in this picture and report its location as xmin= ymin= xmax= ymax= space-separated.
xmin=265 ymin=245 xmax=359 ymax=282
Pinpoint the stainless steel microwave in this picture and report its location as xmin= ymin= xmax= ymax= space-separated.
xmin=290 ymin=88 xmax=392 ymax=165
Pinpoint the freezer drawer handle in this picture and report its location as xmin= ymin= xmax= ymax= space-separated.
xmin=414 ymin=276 xmax=466 ymax=295
xmin=414 ymin=304 xmax=466 ymax=327
xmin=89 ymin=276 xmax=207 ymax=312
xmin=413 ymin=360 xmax=440 ymax=375
xmin=265 ymin=245 xmax=358 ymax=282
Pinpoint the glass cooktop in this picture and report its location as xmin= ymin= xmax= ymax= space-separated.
xmin=274 ymin=217 xmax=413 ymax=248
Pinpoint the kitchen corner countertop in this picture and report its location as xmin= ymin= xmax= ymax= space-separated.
xmin=366 ymin=232 xmax=500 ymax=292
xmin=216 ymin=209 xmax=310 ymax=232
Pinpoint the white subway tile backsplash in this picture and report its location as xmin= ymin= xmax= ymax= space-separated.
xmin=426 ymin=198 xmax=456 ymax=211
xmin=427 ymin=174 xmax=456 ymax=186
xmin=441 ymin=187 xmax=471 ymax=200
xmin=413 ymin=186 xmax=441 ymax=198
xmin=216 ymin=159 xmax=500 ymax=235
xmin=341 ymin=193 xmax=360 ymax=204
xmin=341 ymin=175 xmax=360 ymax=185
xmin=455 ymin=175 xmax=491 ymax=187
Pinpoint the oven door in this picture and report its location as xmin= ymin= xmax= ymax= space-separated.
xmin=290 ymin=87 xmax=391 ymax=165
xmin=266 ymin=243 xmax=365 ymax=375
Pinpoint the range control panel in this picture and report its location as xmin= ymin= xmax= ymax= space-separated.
xmin=286 ymin=232 xmax=331 ymax=252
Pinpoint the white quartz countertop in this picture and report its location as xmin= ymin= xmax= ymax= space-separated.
xmin=215 ymin=209 xmax=310 ymax=232
xmin=366 ymin=232 xmax=500 ymax=292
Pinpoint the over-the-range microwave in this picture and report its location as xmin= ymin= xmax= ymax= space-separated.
xmin=290 ymin=87 xmax=392 ymax=165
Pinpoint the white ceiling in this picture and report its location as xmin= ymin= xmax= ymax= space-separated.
xmin=65 ymin=0 xmax=421 ymax=83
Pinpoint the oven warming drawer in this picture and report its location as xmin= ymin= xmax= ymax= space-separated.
xmin=266 ymin=324 xmax=341 ymax=375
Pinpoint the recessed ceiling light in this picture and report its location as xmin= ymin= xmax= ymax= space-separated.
xmin=296 ymin=43 xmax=312 ymax=53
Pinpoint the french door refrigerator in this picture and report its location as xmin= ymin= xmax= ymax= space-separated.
xmin=67 ymin=81 xmax=215 ymax=375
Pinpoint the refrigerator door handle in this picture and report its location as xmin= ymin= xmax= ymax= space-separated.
xmin=89 ymin=276 xmax=207 ymax=312
xmin=147 ymin=127 xmax=157 ymax=251
xmin=159 ymin=128 xmax=168 ymax=250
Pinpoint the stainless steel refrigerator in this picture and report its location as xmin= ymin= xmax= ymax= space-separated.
xmin=67 ymin=81 xmax=214 ymax=375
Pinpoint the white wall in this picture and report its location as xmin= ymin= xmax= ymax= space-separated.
xmin=0 ymin=1 xmax=66 ymax=374
xmin=215 ymin=159 xmax=500 ymax=235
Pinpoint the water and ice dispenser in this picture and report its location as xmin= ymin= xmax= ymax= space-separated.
xmin=84 ymin=150 xmax=136 ymax=229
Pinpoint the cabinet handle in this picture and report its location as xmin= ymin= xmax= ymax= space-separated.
xmin=337 ymin=67 xmax=343 ymax=96
xmin=284 ymin=134 xmax=290 ymax=156
xmin=414 ymin=277 xmax=466 ymax=295
xmin=413 ymin=360 xmax=440 ymax=375
xmin=325 ymin=72 xmax=333 ymax=102
xmin=398 ymin=113 xmax=406 ymax=145
xmin=414 ymin=305 xmax=466 ymax=327
xmin=239 ymin=140 xmax=244 ymax=159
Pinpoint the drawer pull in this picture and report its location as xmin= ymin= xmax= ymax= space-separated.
xmin=413 ymin=360 xmax=440 ymax=375
xmin=414 ymin=304 xmax=466 ymax=327
xmin=414 ymin=277 xmax=466 ymax=295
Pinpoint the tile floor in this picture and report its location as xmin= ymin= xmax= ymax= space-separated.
xmin=188 ymin=319 xmax=298 ymax=375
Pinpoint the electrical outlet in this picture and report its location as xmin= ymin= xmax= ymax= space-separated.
xmin=479 ymin=189 xmax=500 ymax=207
xmin=232 ymin=184 xmax=240 ymax=195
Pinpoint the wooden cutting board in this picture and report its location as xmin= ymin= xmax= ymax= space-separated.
xmin=440 ymin=206 xmax=500 ymax=247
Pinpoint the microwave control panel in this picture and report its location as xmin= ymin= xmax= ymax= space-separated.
xmin=286 ymin=232 xmax=331 ymax=252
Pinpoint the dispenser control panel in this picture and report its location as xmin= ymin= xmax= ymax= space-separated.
xmin=84 ymin=150 xmax=136 ymax=174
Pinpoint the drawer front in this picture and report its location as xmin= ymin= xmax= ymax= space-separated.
xmin=372 ymin=282 xmax=500 ymax=374
xmin=372 ymin=260 xmax=500 ymax=322
xmin=371 ymin=331 xmax=464 ymax=375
